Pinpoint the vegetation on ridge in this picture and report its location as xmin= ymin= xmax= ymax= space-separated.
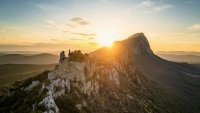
xmin=68 ymin=50 xmax=89 ymax=62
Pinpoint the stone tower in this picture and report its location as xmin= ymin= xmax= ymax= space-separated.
xmin=59 ymin=51 xmax=65 ymax=62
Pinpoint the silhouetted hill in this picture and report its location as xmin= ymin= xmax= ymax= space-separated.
xmin=0 ymin=53 xmax=59 ymax=64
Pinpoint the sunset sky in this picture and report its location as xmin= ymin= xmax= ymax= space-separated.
xmin=0 ymin=0 xmax=200 ymax=52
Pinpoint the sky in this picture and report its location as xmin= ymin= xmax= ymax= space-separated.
xmin=0 ymin=0 xmax=200 ymax=53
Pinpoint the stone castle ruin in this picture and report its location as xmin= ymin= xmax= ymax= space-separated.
xmin=38 ymin=49 xmax=123 ymax=113
xmin=59 ymin=49 xmax=89 ymax=63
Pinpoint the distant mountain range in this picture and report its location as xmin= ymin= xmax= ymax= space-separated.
xmin=157 ymin=53 xmax=200 ymax=63
xmin=157 ymin=51 xmax=200 ymax=56
xmin=0 ymin=51 xmax=59 ymax=55
xmin=0 ymin=53 xmax=59 ymax=64
xmin=156 ymin=51 xmax=200 ymax=64
xmin=0 ymin=51 xmax=199 ymax=65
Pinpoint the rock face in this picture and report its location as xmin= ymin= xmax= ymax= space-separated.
xmin=24 ymin=81 xmax=40 ymax=91
xmin=113 ymin=33 xmax=153 ymax=55
xmin=129 ymin=33 xmax=153 ymax=54
xmin=1 ymin=33 xmax=199 ymax=113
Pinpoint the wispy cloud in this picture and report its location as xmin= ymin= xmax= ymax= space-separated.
xmin=34 ymin=3 xmax=60 ymax=11
xmin=66 ymin=17 xmax=90 ymax=28
xmin=70 ymin=38 xmax=83 ymax=40
xmin=45 ymin=20 xmax=61 ymax=30
xmin=161 ymin=23 xmax=200 ymax=38
xmin=88 ymin=37 xmax=95 ymax=40
xmin=88 ymin=42 xmax=98 ymax=46
xmin=44 ymin=17 xmax=93 ymax=36
xmin=140 ymin=0 xmax=173 ymax=13
xmin=0 ymin=29 xmax=6 ymax=33
xmin=70 ymin=37 xmax=95 ymax=41
xmin=153 ymin=5 xmax=172 ymax=11
xmin=188 ymin=24 xmax=200 ymax=32
xmin=71 ymin=33 xmax=97 ymax=37
xmin=50 ymin=39 xmax=58 ymax=42
xmin=45 ymin=20 xmax=70 ymax=33
xmin=44 ymin=17 xmax=91 ymax=33
xmin=65 ymin=23 xmax=76 ymax=28
xmin=70 ymin=18 xmax=90 ymax=25
xmin=0 ymin=42 xmax=75 ymax=51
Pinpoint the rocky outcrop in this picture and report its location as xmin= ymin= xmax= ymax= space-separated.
xmin=37 ymin=33 xmax=157 ymax=113
xmin=24 ymin=81 xmax=40 ymax=91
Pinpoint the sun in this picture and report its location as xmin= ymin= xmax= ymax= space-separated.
xmin=96 ymin=31 xmax=117 ymax=47
xmin=99 ymin=39 xmax=113 ymax=47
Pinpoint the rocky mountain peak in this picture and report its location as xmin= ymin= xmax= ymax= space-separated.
xmin=91 ymin=33 xmax=154 ymax=60
xmin=127 ymin=33 xmax=153 ymax=54
xmin=128 ymin=32 xmax=145 ymax=39
xmin=114 ymin=33 xmax=153 ymax=55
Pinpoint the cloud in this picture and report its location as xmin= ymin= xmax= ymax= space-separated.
xmin=70 ymin=18 xmax=89 ymax=24
xmin=88 ymin=37 xmax=95 ymax=40
xmin=44 ymin=17 xmax=91 ymax=32
xmin=88 ymin=42 xmax=98 ymax=46
xmin=153 ymin=4 xmax=172 ymax=11
xmin=140 ymin=0 xmax=173 ymax=13
xmin=161 ymin=23 xmax=200 ymax=38
xmin=34 ymin=4 xmax=60 ymax=11
xmin=50 ymin=39 xmax=58 ymax=42
xmin=65 ymin=23 xmax=76 ymax=28
xmin=0 ymin=42 xmax=75 ymax=51
xmin=45 ymin=20 xmax=60 ymax=30
xmin=63 ymin=30 xmax=69 ymax=33
xmin=44 ymin=17 xmax=91 ymax=33
xmin=188 ymin=24 xmax=200 ymax=32
xmin=70 ymin=38 xmax=83 ymax=40
xmin=141 ymin=0 xmax=155 ymax=7
xmin=71 ymin=33 xmax=97 ymax=37
xmin=0 ymin=30 xmax=6 ymax=33
xmin=45 ymin=20 xmax=70 ymax=33
xmin=66 ymin=17 xmax=90 ymax=28
xmin=70 ymin=37 xmax=95 ymax=41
